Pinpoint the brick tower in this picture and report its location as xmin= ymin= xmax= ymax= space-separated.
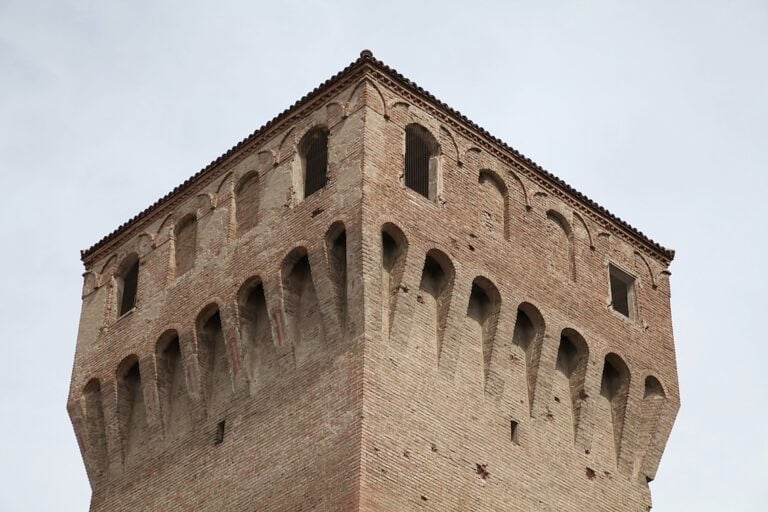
xmin=68 ymin=51 xmax=679 ymax=511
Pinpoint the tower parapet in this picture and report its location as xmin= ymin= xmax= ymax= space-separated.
xmin=69 ymin=51 xmax=678 ymax=511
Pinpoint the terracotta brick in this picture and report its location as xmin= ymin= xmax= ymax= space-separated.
xmin=68 ymin=51 xmax=678 ymax=512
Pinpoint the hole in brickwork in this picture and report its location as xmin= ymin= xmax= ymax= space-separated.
xmin=476 ymin=463 xmax=490 ymax=480
xmin=586 ymin=467 xmax=596 ymax=480
xmin=214 ymin=420 xmax=226 ymax=444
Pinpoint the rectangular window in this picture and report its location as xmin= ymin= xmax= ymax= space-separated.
xmin=609 ymin=264 xmax=636 ymax=318
xmin=510 ymin=420 xmax=519 ymax=444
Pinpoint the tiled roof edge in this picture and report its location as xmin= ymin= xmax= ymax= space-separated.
xmin=80 ymin=53 xmax=371 ymax=265
xmin=358 ymin=52 xmax=675 ymax=265
xmin=81 ymin=49 xmax=674 ymax=266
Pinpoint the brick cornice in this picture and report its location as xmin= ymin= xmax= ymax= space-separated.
xmin=82 ymin=50 xmax=674 ymax=268
xmin=356 ymin=55 xmax=674 ymax=266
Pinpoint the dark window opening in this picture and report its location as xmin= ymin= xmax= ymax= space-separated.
xmin=421 ymin=254 xmax=448 ymax=297
xmin=382 ymin=231 xmax=397 ymax=270
xmin=601 ymin=359 xmax=622 ymax=400
xmin=302 ymin=129 xmax=329 ymax=198
xmin=556 ymin=335 xmax=580 ymax=377
xmin=214 ymin=419 xmax=226 ymax=445
xmin=119 ymin=259 xmax=139 ymax=316
xmin=609 ymin=264 xmax=636 ymax=318
xmin=644 ymin=375 xmax=666 ymax=399
xmin=404 ymin=125 xmax=438 ymax=199
xmin=510 ymin=420 xmax=519 ymax=444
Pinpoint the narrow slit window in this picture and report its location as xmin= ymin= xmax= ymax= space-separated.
xmin=404 ymin=124 xmax=438 ymax=200
xmin=119 ymin=258 xmax=139 ymax=315
xmin=609 ymin=264 xmax=636 ymax=318
xmin=301 ymin=128 xmax=329 ymax=198
xmin=510 ymin=420 xmax=519 ymax=444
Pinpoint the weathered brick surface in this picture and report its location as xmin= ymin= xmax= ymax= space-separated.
xmin=68 ymin=52 xmax=678 ymax=511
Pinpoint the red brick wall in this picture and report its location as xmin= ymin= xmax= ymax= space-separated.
xmin=68 ymin=72 xmax=678 ymax=511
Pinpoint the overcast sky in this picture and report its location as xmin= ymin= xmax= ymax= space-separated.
xmin=1 ymin=1 xmax=766 ymax=510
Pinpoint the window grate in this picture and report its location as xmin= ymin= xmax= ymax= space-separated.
xmin=405 ymin=129 xmax=431 ymax=197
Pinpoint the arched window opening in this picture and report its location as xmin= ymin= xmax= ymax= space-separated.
xmin=380 ymin=224 xmax=408 ymax=339
xmin=468 ymin=277 xmax=501 ymax=386
xmin=644 ymin=375 xmax=666 ymax=399
xmin=601 ymin=353 xmax=631 ymax=460
xmin=174 ymin=214 xmax=197 ymax=276
xmin=381 ymin=231 xmax=399 ymax=271
xmin=421 ymin=253 xmax=451 ymax=299
xmin=555 ymin=330 xmax=589 ymax=437
xmin=513 ymin=309 xmax=536 ymax=352
xmin=556 ymin=335 xmax=580 ymax=377
xmin=478 ymin=170 xmax=508 ymax=239
xmin=236 ymin=172 xmax=260 ymax=235
xmin=281 ymin=249 xmax=326 ymax=362
xmin=404 ymin=124 xmax=439 ymax=200
xmin=638 ymin=374 xmax=667 ymax=479
xmin=117 ymin=254 xmax=139 ymax=316
xmin=82 ymin=379 xmax=107 ymax=475
xmin=156 ymin=331 xmax=189 ymax=437
xmin=467 ymin=279 xmax=498 ymax=327
xmin=197 ymin=308 xmax=232 ymax=415
xmin=116 ymin=356 xmax=147 ymax=457
xmin=546 ymin=210 xmax=575 ymax=280
xmin=238 ymin=280 xmax=277 ymax=391
xmin=325 ymin=223 xmax=348 ymax=329
xmin=601 ymin=357 xmax=624 ymax=400
xmin=300 ymin=128 xmax=329 ymax=198
xmin=418 ymin=250 xmax=455 ymax=357
xmin=513 ymin=303 xmax=545 ymax=414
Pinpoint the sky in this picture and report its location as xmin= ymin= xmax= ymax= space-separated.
xmin=1 ymin=1 xmax=766 ymax=510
